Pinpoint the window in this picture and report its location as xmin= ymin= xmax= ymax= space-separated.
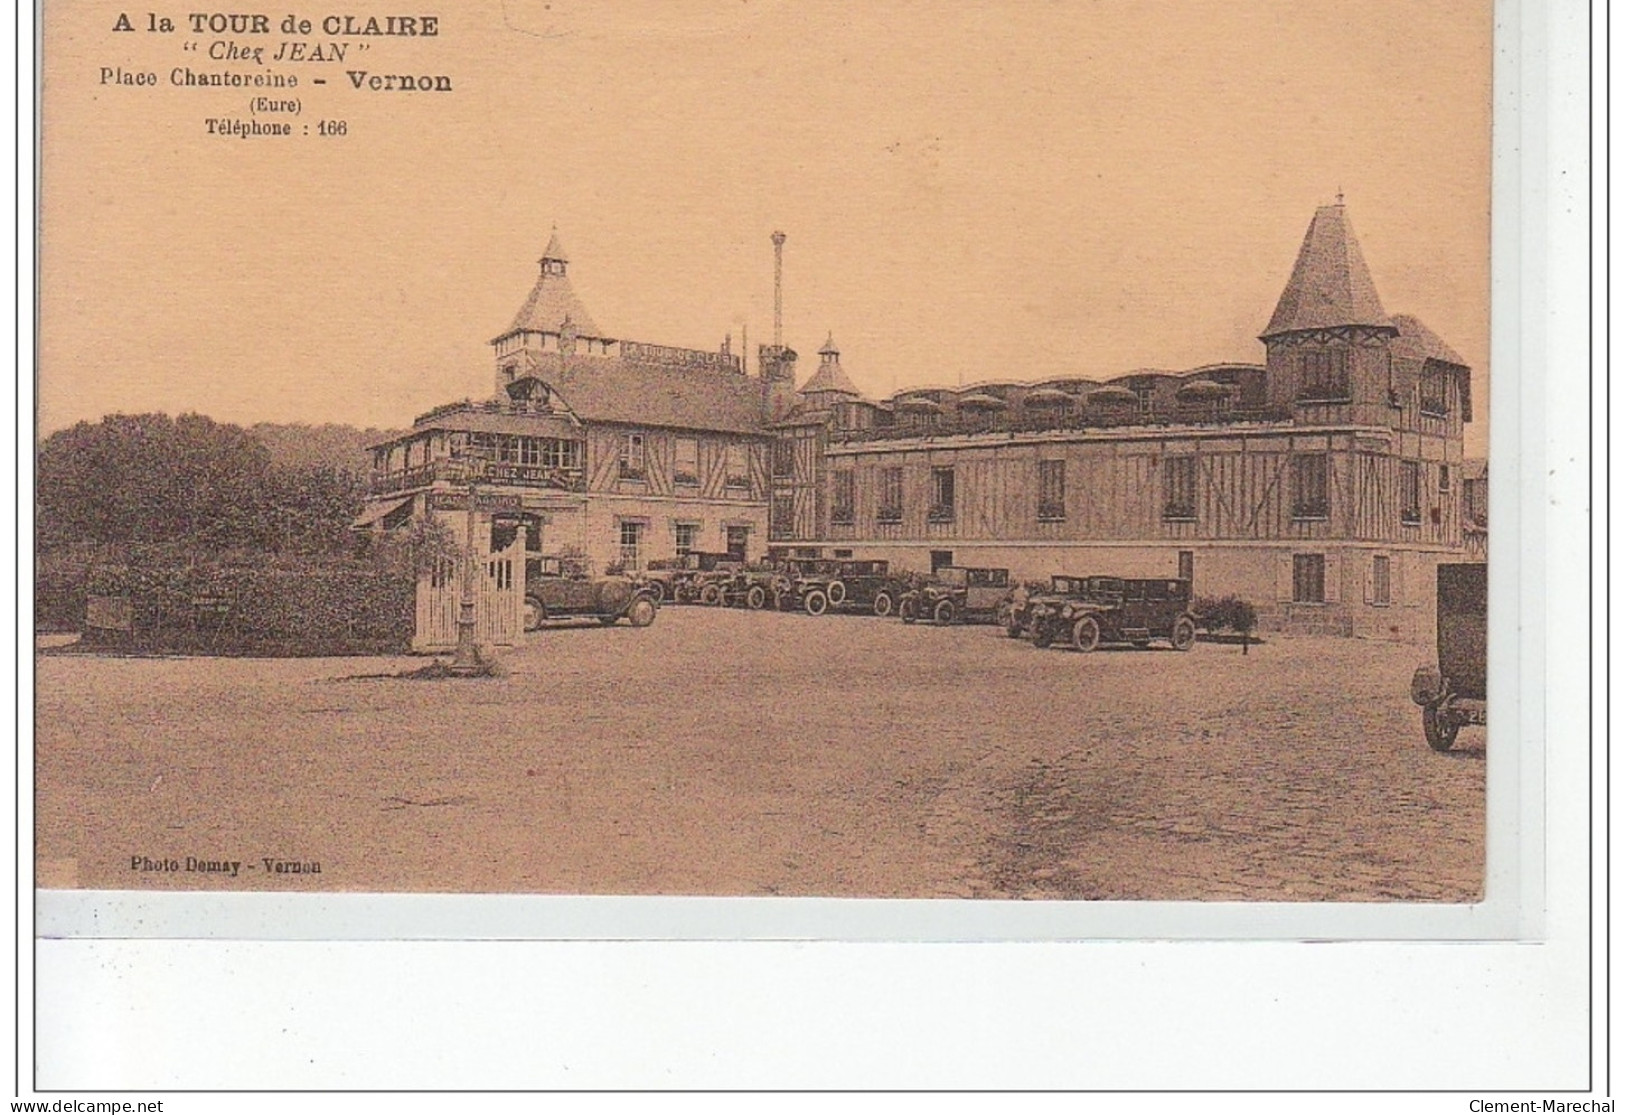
xmin=619 ymin=433 xmax=646 ymax=480
xmin=1135 ymin=386 xmax=1155 ymax=419
xmin=878 ymin=467 xmax=904 ymax=523
xmin=1293 ymin=553 xmax=1326 ymax=604
xmin=1298 ymin=348 xmax=1350 ymax=401
xmin=725 ymin=525 xmax=750 ymax=562
xmin=519 ymin=437 xmax=581 ymax=470
xmin=618 ymin=521 xmax=644 ymax=570
xmin=1372 ymin=555 xmax=1392 ymax=606
xmin=1292 ymin=454 xmax=1329 ymax=519
xmin=725 ymin=444 xmax=750 ymax=489
xmin=930 ymin=550 xmax=954 ymax=573
xmin=1419 ymin=367 xmax=1449 ymax=416
xmin=929 ymin=467 xmax=956 ymax=522
xmin=673 ymin=438 xmax=698 ymax=485
xmin=1038 ymin=460 xmax=1066 ymax=521
xmin=1178 ymin=550 xmax=1194 ymax=585
xmin=674 ymin=522 xmax=699 ymax=557
xmin=831 ymin=470 xmax=855 ymax=525
xmin=1400 ymin=461 xmax=1421 ymax=524
xmin=1464 ymin=477 xmax=1488 ymax=526
xmin=1438 ymin=463 xmax=1451 ymax=492
xmin=770 ymin=495 xmax=794 ymax=540
xmin=772 ymin=439 xmax=796 ymax=479
xmin=1163 ymin=456 xmax=1197 ymax=520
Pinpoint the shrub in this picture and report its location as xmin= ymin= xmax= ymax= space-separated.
xmin=1192 ymin=594 xmax=1258 ymax=636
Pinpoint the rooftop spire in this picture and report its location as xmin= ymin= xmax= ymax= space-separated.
xmin=1261 ymin=201 xmax=1393 ymax=340
xmin=819 ymin=331 xmax=839 ymax=359
xmin=496 ymin=228 xmax=602 ymax=341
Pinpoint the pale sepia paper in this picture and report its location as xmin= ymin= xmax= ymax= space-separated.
xmin=34 ymin=0 xmax=1508 ymax=931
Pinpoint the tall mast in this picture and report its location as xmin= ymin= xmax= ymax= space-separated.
xmin=771 ymin=230 xmax=786 ymax=347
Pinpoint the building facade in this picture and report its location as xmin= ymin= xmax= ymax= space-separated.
xmin=361 ymin=233 xmax=772 ymax=573
xmin=768 ymin=203 xmax=1477 ymax=641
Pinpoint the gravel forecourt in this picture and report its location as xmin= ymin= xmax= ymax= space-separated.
xmin=36 ymin=608 xmax=1484 ymax=901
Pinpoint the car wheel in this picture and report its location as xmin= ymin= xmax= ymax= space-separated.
xmin=746 ymin=584 xmax=768 ymax=610
xmin=699 ymin=584 xmax=721 ymax=606
xmin=627 ymin=597 xmax=657 ymax=628
xmin=872 ymin=591 xmax=894 ymax=618
xmin=1170 ymin=615 xmax=1197 ymax=651
xmin=804 ymin=589 xmax=829 ymax=617
xmin=900 ymin=599 xmax=918 ymax=624
xmin=1032 ymin=622 xmax=1053 ymax=649
xmin=827 ymin=580 xmax=847 ymax=606
xmin=933 ymin=598 xmax=957 ymax=625
xmin=646 ymin=581 xmax=666 ymax=606
xmin=1422 ymin=704 xmax=1459 ymax=752
xmin=523 ymin=596 xmax=545 ymax=632
xmin=1072 ymin=615 xmax=1101 ymax=652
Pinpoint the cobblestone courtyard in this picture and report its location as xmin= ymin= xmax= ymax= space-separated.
xmin=36 ymin=609 xmax=1484 ymax=901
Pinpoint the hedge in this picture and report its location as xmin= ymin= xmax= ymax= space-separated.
xmin=73 ymin=559 xmax=415 ymax=657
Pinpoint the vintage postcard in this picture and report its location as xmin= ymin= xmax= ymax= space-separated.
xmin=35 ymin=0 xmax=1499 ymax=921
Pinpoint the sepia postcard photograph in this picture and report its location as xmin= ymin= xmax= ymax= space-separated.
xmin=34 ymin=0 xmax=1499 ymax=918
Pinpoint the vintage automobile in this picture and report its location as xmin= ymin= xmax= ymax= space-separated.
xmin=523 ymin=555 xmax=658 ymax=630
xmin=772 ymin=558 xmax=905 ymax=617
xmin=898 ymin=566 xmax=1012 ymax=625
xmin=1027 ymin=576 xmax=1198 ymax=652
xmin=1000 ymin=575 xmax=1099 ymax=639
xmin=713 ymin=561 xmax=784 ymax=609
xmin=1409 ymin=562 xmax=1487 ymax=752
xmin=644 ymin=551 xmax=733 ymax=605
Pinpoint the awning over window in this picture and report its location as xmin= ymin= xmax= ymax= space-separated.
xmin=351 ymin=496 xmax=412 ymax=529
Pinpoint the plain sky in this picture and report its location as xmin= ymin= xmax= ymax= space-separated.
xmin=41 ymin=0 xmax=1492 ymax=454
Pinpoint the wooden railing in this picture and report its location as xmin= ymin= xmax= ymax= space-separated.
xmin=828 ymin=405 xmax=1296 ymax=444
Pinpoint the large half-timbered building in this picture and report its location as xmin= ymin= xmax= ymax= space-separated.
xmin=362 ymin=203 xmax=1477 ymax=640
xmin=767 ymin=202 xmax=1476 ymax=640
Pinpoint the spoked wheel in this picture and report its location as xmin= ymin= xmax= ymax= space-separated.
xmin=523 ymin=596 xmax=545 ymax=632
xmin=1072 ymin=615 xmax=1101 ymax=652
xmin=699 ymin=584 xmax=722 ymax=606
xmin=1170 ymin=615 xmax=1197 ymax=651
xmin=746 ymin=584 xmax=768 ymax=610
xmin=627 ymin=597 xmax=657 ymax=628
xmin=803 ymin=589 xmax=829 ymax=616
xmin=827 ymin=581 xmax=847 ymax=606
xmin=1422 ymin=704 xmax=1460 ymax=752
xmin=1031 ymin=622 xmax=1053 ymax=649
xmin=873 ymin=591 xmax=894 ymax=618
xmin=932 ymin=599 xmax=957 ymax=625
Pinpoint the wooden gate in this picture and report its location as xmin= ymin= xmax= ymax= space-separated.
xmin=414 ymin=535 xmax=525 ymax=652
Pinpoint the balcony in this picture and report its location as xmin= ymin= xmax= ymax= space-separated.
xmin=827 ymin=404 xmax=1296 ymax=445
xmin=370 ymin=459 xmax=586 ymax=496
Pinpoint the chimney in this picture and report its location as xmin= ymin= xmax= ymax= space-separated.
xmin=771 ymin=230 xmax=786 ymax=348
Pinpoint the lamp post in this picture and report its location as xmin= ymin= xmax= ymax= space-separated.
xmin=447 ymin=447 xmax=493 ymax=676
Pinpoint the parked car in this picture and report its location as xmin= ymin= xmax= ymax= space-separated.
xmin=1409 ymin=562 xmax=1487 ymax=752
xmin=523 ymin=555 xmax=658 ymax=630
xmin=779 ymin=558 xmax=909 ymax=617
xmin=1027 ymin=576 xmax=1198 ymax=651
xmin=645 ymin=552 xmax=733 ymax=605
xmin=1000 ymin=575 xmax=1099 ymax=639
xmin=714 ymin=562 xmax=783 ymax=610
xmin=898 ymin=566 xmax=1011 ymax=625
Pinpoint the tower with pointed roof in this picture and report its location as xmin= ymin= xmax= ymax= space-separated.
xmin=799 ymin=333 xmax=862 ymax=413
xmin=1260 ymin=200 xmax=1399 ymax=420
xmin=490 ymin=230 xmax=616 ymax=396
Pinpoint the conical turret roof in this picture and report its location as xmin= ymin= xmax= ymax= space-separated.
xmin=499 ymin=230 xmax=602 ymax=339
xmin=801 ymin=333 xmax=861 ymax=396
xmin=1262 ymin=203 xmax=1393 ymax=339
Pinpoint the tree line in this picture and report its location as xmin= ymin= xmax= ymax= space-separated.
xmin=36 ymin=412 xmax=374 ymax=555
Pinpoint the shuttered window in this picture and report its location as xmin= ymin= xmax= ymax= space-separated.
xmin=1298 ymin=348 xmax=1350 ymax=401
xmin=1372 ymin=555 xmax=1392 ymax=606
xmin=1038 ymin=460 xmax=1066 ymax=521
xmin=1292 ymin=454 xmax=1329 ymax=519
xmin=1293 ymin=554 xmax=1326 ymax=603
xmin=878 ymin=468 xmax=904 ymax=523
xmin=674 ymin=438 xmax=699 ymax=485
xmin=831 ymin=470 xmax=855 ymax=525
xmin=1163 ymin=456 xmax=1196 ymax=520
xmin=929 ymin=467 xmax=956 ymax=522
xmin=1400 ymin=461 xmax=1422 ymax=524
